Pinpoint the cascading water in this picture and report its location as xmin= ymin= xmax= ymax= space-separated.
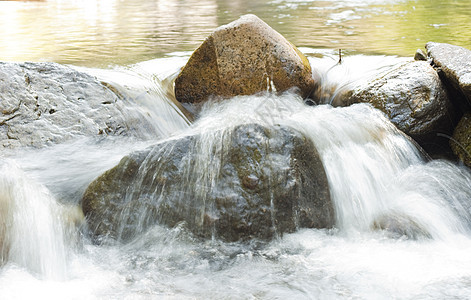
xmin=193 ymin=93 xmax=471 ymax=240
xmin=1 ymin=53 xmax=471 ymax=299
xmin=0 ymin=160 xmax=78 ymax=280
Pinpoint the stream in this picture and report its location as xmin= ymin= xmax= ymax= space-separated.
xmin=1 ymin=0 xmax=471 ymax=299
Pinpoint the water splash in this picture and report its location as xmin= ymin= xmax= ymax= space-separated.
xmin=0 ymin=160 xmax=82 ymax=279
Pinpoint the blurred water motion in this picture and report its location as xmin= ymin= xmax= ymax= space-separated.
xmin=0 ymin=0 xmax=470 ymax=67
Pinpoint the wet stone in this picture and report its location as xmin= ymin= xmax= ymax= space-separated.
xmin=82 ymin=123 xmax=334 ymax=243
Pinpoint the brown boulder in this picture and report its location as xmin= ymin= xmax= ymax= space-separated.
xmin=174 ymin=14 xmax=315 ymax=104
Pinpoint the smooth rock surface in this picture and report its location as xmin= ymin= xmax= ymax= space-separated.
xmin=343 ymin=61 xmax=455 ymax=145
xmin=174 ymin=14 xmax=315 ymax=105
xmin=451 ymin=113 xmax=471 ymax=167
xmin=426 ymin=42 xmax=471 ymax=110
xmin=0 ymin=62 xmax=150 ymax=148
xmin=82 ymin=123 xmax=333 ymax=243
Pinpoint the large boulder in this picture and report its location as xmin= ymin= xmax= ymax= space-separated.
xmin=451 ymin=113 xmax=471 ymax=167
xmin=343 ymin=61 xmax=455 ymax=149
xmin=0 ymin=62 xmax=153 ymax=148
xmin=426 ymin=42 xmax=471 ymax=112
xmin=82 ymin=123 xmax=333 ymax=243
xmin=174 ymin=14 xmax=315 ymax=105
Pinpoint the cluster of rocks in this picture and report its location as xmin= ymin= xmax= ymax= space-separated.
xmin=81 ymin=14 xmax=336 ymax=243
xmin=334 ymin=42 xmax=471 ymax=161
xmin=2 ymin=14 xmax=470 ymax=243
xmin=174 ymin=14 xmax=471 ymax=165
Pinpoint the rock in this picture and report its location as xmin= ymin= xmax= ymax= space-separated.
xmin=0 ymin=62 xmax=154 ymax=148
xmin=174 ymin=14 xmax=315 ymax=105
xmin=414 ymin=49 xmax=427 ymax=61
xmin=451 ymin=113 xmax=471 ymax=167
xmin=344 ymin=61 xmax=455 ymax=148
xmin=426 ymin=42 xmax=471 ymax=112
xmin=372 ymin=211 xmax=431 ymax=240
xmin=82 ymin=123 xmax=333 ymax=243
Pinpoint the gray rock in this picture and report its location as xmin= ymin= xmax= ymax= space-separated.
xmin=426 ymin=42 xmax=471 ymax=111
xmin=174 ymin=14 xmax=315 ymax=105
xmin=82 ymin=123 xmax=333 ymax=243
xmin=0 ymin=62 xmax=150 ymax=148
xmin=344 ymin=61 xmax=455 ymax=146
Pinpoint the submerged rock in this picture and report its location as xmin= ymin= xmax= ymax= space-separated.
xmin=174 ymin=14 xmax=315 ymax=105
xmin=372 ymin=212 xmax=431 ymax=240
xmin=451 ymin=113 xmax=471 ymax=167
xmin=0 ymin=62 xmax=150 ymax=148
xmin=343 ymin=61 xmax=455 ymax=148
xmin=82 ymin=124 xmax=333 ymax=243
xmin=426 ymin=42 xmax=471 ymax=112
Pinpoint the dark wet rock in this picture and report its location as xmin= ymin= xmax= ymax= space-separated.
xmin=450 ymin=113 xmax=471 ymax=167
xmin=343 ymin=61 xmax=455 ymax=148
xmin=82 ymin=124 xmax=333 ymax=243
xmin=426 ymin=42 xmax=471 ymax=112
xmin=414 ymin=49 xmax=427 ymax=61
xmin=0 ymin=62 xmax=153 ymax=148
xmin=174 ymin=14 xmax=315 ymax=105
xmin=372 ymin=212 xmax=431 ymax=240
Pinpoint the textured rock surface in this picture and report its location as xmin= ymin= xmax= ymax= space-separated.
xmin=451 ymin=113 xmax=471 ymax=167
xmin=426 ymin=42 xmax=471 ymax=111
xmin=82 ymin=124 xmax=333 ymax=243
xmin=344 ymin=61 xmax=455 ymax=145
xmin=174 ymin=14 xmax=315 ymax=104
xmin=0 ymin=62 xmax=150 ymax=148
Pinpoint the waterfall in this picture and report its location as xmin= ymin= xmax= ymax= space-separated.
xmin=191 ymin=93 xmax=471 ymax=239
xmin=0 ymin=160 xmax=81 ymax=279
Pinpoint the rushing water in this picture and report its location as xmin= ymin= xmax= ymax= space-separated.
xmin=2 ymin=0 xmax=471 ymax=299
xmin=1 ymin=53 xmax=471 ymax=298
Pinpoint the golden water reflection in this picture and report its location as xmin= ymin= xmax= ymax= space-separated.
xmin=0 ymin=0 xmax=470 ymax=67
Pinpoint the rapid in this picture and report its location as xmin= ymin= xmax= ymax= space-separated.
xmin=1 ymin=53 xmax=471 ymax=299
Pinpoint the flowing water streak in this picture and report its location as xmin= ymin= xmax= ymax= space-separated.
xmin=75 ymin=56 xmax=191 ymax=139
xmin=0 ymin=160 xmax=78 ymax=279
xmin=194 ymin=93 xmax=471 ymax=238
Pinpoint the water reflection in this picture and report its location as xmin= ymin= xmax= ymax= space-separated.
xmin=0 ymin=0 xmax=470 ymax=66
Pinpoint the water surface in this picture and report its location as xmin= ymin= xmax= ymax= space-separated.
xmin=1 ymin=0 xmax=470 ymax=66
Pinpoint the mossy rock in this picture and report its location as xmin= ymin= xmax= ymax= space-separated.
xmin=82 ymin=124 xmax=333 ymax=243
xmin=174 ymin=14 xmax=316 ymax=105
xmin=451 ymin=113 xmax=471 ymax=167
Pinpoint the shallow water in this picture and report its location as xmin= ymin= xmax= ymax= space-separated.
xmin=1 ymin=0 xmax=470 ymax=66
